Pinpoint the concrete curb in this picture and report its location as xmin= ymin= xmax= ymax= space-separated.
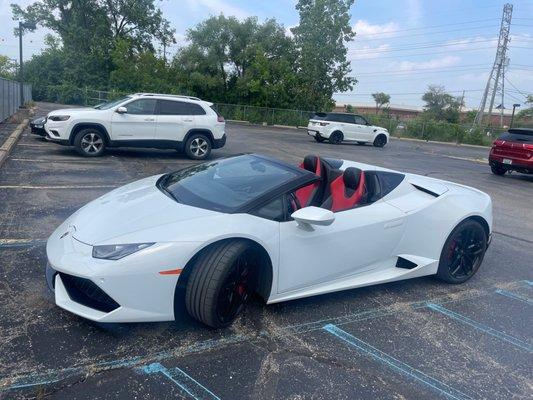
xmin=391 ymin=136 xmax=491 ymax=149
xmin=0 ymin=119 xmax=30 ymax=169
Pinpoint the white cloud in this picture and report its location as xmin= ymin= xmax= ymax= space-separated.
xmin=391 ymin=55 xmax=461 ymax=71
xmin=353 ymin=20 xmax=399 ymax=38
xmin=406 ymin=0 xmax=423 ymax=24
xmin=181 ymin=0 xmax=249 ymax=19
xmin=350 ymin=44 xmax=391 ymax=60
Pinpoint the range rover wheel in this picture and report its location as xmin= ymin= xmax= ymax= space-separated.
xmin=373 ymin=134 xmax=387 ymax=148
xmin=185 ymin=133 xmax=211 ymax=160
xmin=185 ymin=240 xmax=256 ymax=328
xmin=329 ymin=131 xmax=343 ymax=145
xmin=437 ymin=219 xmax=488 ymax=284
xmin=74 ymin=129 xmax=106 ymax=157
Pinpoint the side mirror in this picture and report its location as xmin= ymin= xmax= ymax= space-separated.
xmin=116 ymin=106 xmax=127 ymax=114
xmin=291 ymin=206 xmax=335 ymax=230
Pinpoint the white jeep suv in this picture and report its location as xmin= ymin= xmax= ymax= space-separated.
xmin=44 ymin=93 xmax=226 ymax=159
xmin=307 ymin=113 xmax=389 ymax=147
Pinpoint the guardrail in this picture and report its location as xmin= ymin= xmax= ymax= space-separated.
xmin=0 ymin=77 xmax=32 ymax=122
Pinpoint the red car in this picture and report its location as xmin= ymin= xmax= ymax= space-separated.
xmin=489 ymin=128 xmax=533 ymax=176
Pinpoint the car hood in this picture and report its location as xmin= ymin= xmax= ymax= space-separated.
xmin=69 ymin=175 xmax=218 ymax=245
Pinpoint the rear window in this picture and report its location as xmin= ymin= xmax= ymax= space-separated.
xmin=498 ymin=129 xmax=533 ymax=143
xmin=157 ymin=100 xmax=206 ymax=116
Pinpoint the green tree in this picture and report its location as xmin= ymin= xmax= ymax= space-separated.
xmin=291 ymin=0 xmax=356 ymax=111
xmin=12 ymin=0 xmax=174 ymax=89
xmin=422 ymin=85 xmax=461 ymax=123
xmin=173 ymin=16 xmax=297 ymax=107
xmin=371 ymin=92 xmax=390 ymax=113
xmin=0 ymin=55 xmax=17 ymax=79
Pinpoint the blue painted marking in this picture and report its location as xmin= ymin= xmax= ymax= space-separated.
xmin=495 ymin=289 xmax=533 ymax=305
xmin=426 ymin=303 xmax=533 ymax=353
xmin=141 ymin=363 xmax=220 ymax=400
xmin=523 ymin=280 xmax=533 ymax=287
xmin=0 ymin=239 xmax=47 ymax=249
xmin=323 ymin=324 xmax=472 ymax=400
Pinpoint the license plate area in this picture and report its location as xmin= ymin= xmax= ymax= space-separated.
xmin=503 ymin=158 xmax=512 ymax=165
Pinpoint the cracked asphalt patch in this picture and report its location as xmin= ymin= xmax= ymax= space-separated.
xmin=0 ymin=102 xmax=532 ymax=399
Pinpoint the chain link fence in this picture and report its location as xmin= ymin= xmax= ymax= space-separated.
xmin=32 ymin=85 xmax=532 ymax=146
xmin=1 ymin=77 xmax=32 ymax=122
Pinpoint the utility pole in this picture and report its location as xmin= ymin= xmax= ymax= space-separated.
xmin=473 ymin=3 xmax=513 ymax=128
xmin=18 ymin=21 xmax=23 ymax=105
xmin=17 ymin=20 xmax=36 ymax=107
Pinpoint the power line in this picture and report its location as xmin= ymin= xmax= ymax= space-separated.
xmin=505 ymin=77 xmax=531 ymax=98
xmin=348 ymin=38 xmax=497 ymax=54
xmin=354 ymin=18 xmax=499 ymax=38
xmin=334 ymin=89 xmax=483 ymax=96
xmin=349 ymin=46 xmax=496 ymax=60
xmin=353 ymin=24 xmax=500 ymax=43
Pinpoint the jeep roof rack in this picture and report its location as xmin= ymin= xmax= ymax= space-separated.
xmin=134 ymin=93 xmax=202 ymax=101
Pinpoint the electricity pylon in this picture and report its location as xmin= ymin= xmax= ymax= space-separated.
xmin=473 ymin=3 xmax=513 ymax=127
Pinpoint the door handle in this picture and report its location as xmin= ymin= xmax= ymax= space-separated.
xmin=384 ymin=219 xmax=404 ymax=229
xmin=144 ymin=118 xmax=155 ymax=122
xmin=182 ymin=118 xmax=193 ymax=122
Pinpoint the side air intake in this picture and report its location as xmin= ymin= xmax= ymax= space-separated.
xmin=395 ymin=257 xmax=418 ymax=269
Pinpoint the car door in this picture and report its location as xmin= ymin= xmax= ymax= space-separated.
xmin=155 ymin=100 xmax=198 ymax=142
xmin=110 ymin=99 xmax=157 ymax=141
xmin=336 ymin=114 xmax=358 ymax=140
xmin=354 ymin=115 xmax=374 ymax=141
xmin=277 ymin=200 xmax=405 ymax=293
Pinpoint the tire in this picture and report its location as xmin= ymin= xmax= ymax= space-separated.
xmin=185 ymin=240 xmax=256 ymax=328
xmin=437 ymin=219 xmax=488 ymax=284
xmin=74 ymin=128 xmax=106 ymax=157
xmin=185 ymin=133 xmax=212 ymax=160
xmin=491 ymin=164 xmax=506 ymax=176
xmin=373 ymin=134 xmax=387 ymax=148
xmin=314 ymin=135 xmax=326 ymax=143
xmin=329 ymin=131 xmax=343 ymax=145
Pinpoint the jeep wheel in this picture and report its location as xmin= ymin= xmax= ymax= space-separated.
xmin=74 ymin=129 xmax=106 ymax=157
xmin=185 ymin=133 xmax=211 ymax=160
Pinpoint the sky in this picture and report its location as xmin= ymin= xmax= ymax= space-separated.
xmin=1 ymin=0 xmax=532 ymax=109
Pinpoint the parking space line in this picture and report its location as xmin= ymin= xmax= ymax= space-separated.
xmin=141 ymin=363 xmax=220 ymax=400
xmin=0 ymin=184 xmax=120 ymax=189
xmin=0 ymin=239 xmax=47 ymax=249
xmin=323 ymin=324 xmax=472 ymax=400
xmin=495 ymin=289 xmax=533 ymax=305
xmin=0 ymin=281 xmax=524 ymax=393
xmin=426 ymin=303 xmax=533 ymax=353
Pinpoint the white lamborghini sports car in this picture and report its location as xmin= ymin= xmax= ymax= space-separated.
xmin=46 ymin=154 xmax=492 ymax=328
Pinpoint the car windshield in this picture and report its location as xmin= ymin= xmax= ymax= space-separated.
xmin=94 ymin=96 xmax=131 ymax=110
xmin=158 ymin=155 xmax=301 ymax=213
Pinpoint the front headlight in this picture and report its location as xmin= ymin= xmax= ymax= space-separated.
xmin=48 ymin=115 xmax=70 ymax=122
xmin=92 ymin=243 xmax=155 ymax=260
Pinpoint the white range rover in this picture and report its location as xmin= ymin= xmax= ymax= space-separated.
xmin=44 ymin=93 xmax=226 ymax=160
xmin=307 ymin=112 xmax=389 ymax=147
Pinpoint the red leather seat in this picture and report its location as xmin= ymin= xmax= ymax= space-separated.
xmin=321 ymin=167 xmax=365 ymax=212
xmin=295 ymin=155 xmax=322 ymax=207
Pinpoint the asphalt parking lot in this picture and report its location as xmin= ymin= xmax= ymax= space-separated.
xmin=1 ymin=102 xmax=532 ymax=399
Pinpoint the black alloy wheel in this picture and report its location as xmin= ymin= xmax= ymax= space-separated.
xmin=373 ymin=134 xmax=387 ymax=148
xmin=216 ymin=253 xmax=251 ymax=325
xmin=437 ymin=220 xmax=487 ymax=283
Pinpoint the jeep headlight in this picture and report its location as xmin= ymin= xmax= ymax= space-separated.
xmin=92 ymin=243 xmax=155 ymax=260
xmin=48 ymin=115 xmax=70 ymax=121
